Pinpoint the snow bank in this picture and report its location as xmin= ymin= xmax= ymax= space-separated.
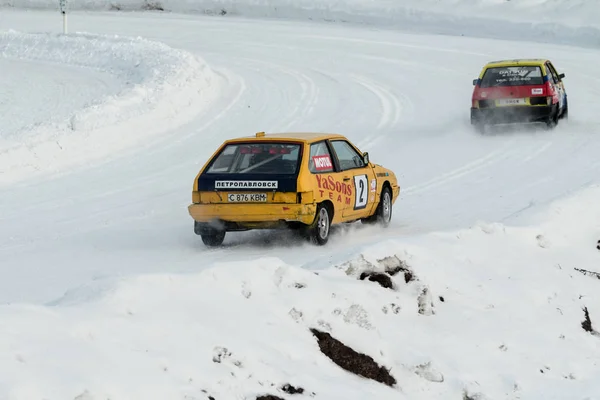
xmin=2 ymin=185 xmax=599 ymax=400
xmin=0 ymin=30 xmax=218 ymax=185
xmin=3 ymin=0 xmax=600 ymax=47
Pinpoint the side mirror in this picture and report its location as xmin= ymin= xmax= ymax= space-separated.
xmin=473 ymin=78 xmax=478 ymax=86
xmin=362 ymin=152 xmax=369 ymax=164
xmin=558 ymin=73 xmax=565 ymax=79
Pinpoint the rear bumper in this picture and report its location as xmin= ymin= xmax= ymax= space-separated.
xmin=471 ymin=105 xmax=554 ymax=125
xmin=188 ymin=202 xmax=317 ymax=230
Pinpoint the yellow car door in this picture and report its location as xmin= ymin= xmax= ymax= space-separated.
xmin=307 ymin=140 xmax=352 ymax=223
xmin=327 ymin=139 xmax=377 ymax=220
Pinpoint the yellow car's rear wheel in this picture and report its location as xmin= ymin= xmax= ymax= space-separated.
xmin=196 ymin=221 xmax=226 ymax=247
xmin=305 ymin=203 xmax=332 ymax=245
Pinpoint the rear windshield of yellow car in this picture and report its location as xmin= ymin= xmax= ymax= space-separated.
xmin=205 ymin=142 xmax=302 ymax=175
xmin=480 ymin=66 xmax=544 ymax=87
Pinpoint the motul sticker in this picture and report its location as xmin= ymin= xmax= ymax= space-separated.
xmin=313 ymin=155 xmax=333 ymax=171
xmin=370 ymin=179 xmax=376 ymax=192
xmin=532 ymin=88 xmax=543 ymax=95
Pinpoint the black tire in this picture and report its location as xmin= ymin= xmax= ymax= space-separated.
xmin=200 ymin=228 xmax=226 ymax=247
xmin=195 ymin=221 xmax=226 ymax=247
xmin=561 ymin=104 xmax=568 ymax=120
xmin=361 ymin=186 xmax=393 ymax=227
xmin=546 ymin=104 xmax=559 ymax=128
xmin=306 ymin=203 xmax=331 ymax=245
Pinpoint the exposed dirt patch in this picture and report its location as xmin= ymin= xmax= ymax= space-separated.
xmin=142 ymin=0 xmax=164 ymax=10
xmin=582 ymin=306 xmax=594 ymax=333
xmin=281 ymin=383 xmax=305 ymax=394
xmin=379 ymin=255 xmax=416 ymax=283
xmin=212 ymin=346 xmax=242 ymax=367
xmin=462 ymin=389 xmax=488 ymax=400
xmin=256 ymin=396 xmax=284 ymax=400
xmin=310 ymin=328 xmax=397 ymax=386
xmin=597 ymin=239 xmax=600 ymax=250
xmin=359 ymin=271 xmax=393 ymax=289
xmin=575 ymin=267 xmax=600 ymax=280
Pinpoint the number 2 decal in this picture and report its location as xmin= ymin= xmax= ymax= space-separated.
xmin=354 ymin=174 xmax=368 ymax=210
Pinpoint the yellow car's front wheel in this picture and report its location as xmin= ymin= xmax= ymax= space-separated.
xmin=362 ymin=186 xmax=392 ymax=227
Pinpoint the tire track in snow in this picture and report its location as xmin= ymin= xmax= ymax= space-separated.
xmin=295 ymin=34 xmax=496 ymax=58
xmin=345 ymin=73 xmax=411 ymax=150
xmin=347 ymin=73 xmax=404 ymax=129
xmin=234 ymin=57 xmax=320 ymax=132
xmin=401 ymin=138 xmax=519 ymax=196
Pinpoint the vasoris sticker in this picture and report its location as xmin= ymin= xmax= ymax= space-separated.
xmin=316 ymin=175 xmax=352 ymax=205
xmin=215 ymin=181 xmax=278 ymax=189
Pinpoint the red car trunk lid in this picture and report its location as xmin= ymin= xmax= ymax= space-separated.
xmin=475 ymin=85 xmax=546 ymax=100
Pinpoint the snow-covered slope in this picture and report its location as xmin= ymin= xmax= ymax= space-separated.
xmin=2 ymin=185 xmax=599 ymax=400
xmin=0 ymin=30 xmax=219 ymax=185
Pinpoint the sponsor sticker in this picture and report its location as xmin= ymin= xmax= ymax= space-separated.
xmin=312 ymin=155 xmax=333 ymax=171
xmin=370 ymin=179 xmax=377 ymax=192
xmin=531 ymin=88 xmax=543 ymax=95
xmin=215 ymin=180 xmax=278 ymax=189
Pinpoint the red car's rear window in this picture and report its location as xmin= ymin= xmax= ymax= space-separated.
xmin=480 ymin=66 xmax=544 ymax=88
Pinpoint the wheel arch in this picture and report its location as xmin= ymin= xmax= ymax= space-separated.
xmin=381 ymin=180 xmax=392 ymax=199
xmin=321 ymin=199 xmax=335 ymax=222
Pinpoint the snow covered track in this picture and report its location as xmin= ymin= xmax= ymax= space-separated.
xmin=0 ymin=30 xmax=218 ymax=185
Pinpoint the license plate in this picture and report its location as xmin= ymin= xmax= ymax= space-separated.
xmin=496 ymin=98 xmax=527 ymax=106
xmin=227 ymin=193 xmax=267 ymax=202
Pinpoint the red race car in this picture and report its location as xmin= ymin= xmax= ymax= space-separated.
xmin=470 ymin=59 xmax=568 ymax=132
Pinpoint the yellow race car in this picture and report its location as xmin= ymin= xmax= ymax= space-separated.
xmin=188 ymin=132 xmax=400 ymax=246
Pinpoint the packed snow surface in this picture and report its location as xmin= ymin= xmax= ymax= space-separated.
xmin=1 ymin=1 xmax=600 ymax=399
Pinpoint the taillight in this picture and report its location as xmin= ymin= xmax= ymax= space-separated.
xmin=546 ymin=96 xmax=552 ymax=105
xmin=472 ymin=99 xmax=479 ymax=108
